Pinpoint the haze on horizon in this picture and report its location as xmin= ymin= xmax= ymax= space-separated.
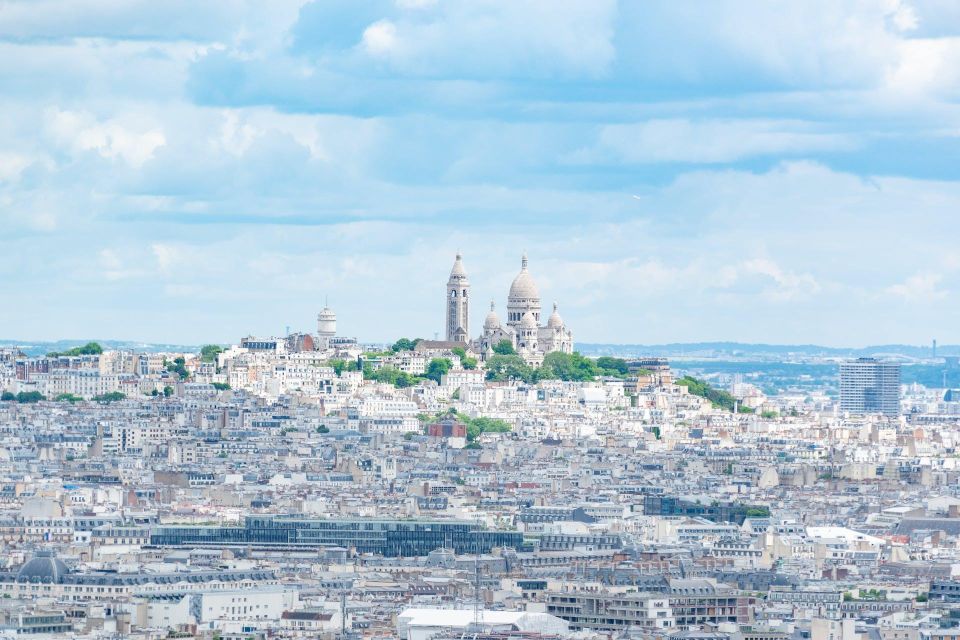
xmin=2 ymin=1 xmax=960 ymax=347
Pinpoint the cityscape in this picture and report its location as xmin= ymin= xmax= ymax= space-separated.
xmin=4 ymin=2 xmax=960 ymax=640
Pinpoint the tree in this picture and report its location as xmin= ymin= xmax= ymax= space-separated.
xmin=200 ymin=345 xmax=224 ymax=363
xmin=55 ymin=393 xmax=83 ymax=403
xmin=211 ymin=382 xmax=230 ymax=391
xmin=484 ymin=354 xmax=534 ymax=382
xmin=540 ymin=352 xmax=599 ymax=381
xmin=425 ymin=358 xmax=452 ymax=383
xmin=465 ymin=416 xmax=512 ymax=441
xmin=92 ymin=392 xmax=126 ymax=403
xmin=391 ymin=338 xmax=421 ymax=352
xmin=317 ymin=424 xmax=329 ymax=434
xmin=162 ymin=385 xmax=174 ymax=398
xmin=328 ymin=359 xmax=347 ymax=375
xmin=15 ymin=391 xmax=45 ymax=403
xmin=677 ymin=376 xmax=742 ymax=412
xmin=596 ymin=356 xmax=629 ymax=376
xmin=0 ymin=391 xmax=14 ymax=401
xmin=492 ymin=339 xmax=516 ymax=355
xmin=451 ymin=347 xmax=478 ymax=370
xmin=166 ymin=357 xmax=189 ymax=380
xmin=47 ymin=342 xmax=103 ymax=357
xmin=365 ymin=365 xmax=419 ymax=388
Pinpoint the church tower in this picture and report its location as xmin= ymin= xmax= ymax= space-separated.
xmin=446 ymin=253 xmax=469 ymax=342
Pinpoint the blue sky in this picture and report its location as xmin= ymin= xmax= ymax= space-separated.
xmin=2 ymin=0 xmax=960 ymax=346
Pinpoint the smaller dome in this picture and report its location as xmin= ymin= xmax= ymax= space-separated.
xmin=520 ymin=311 xmax=537 ymax=330
xmin=547 ymin=302 xmax=564 ymax=328
xmin=484 ymin=301 xmax=500 ymax=330
xmin=16 ymin=551 xmax=70 ymax=584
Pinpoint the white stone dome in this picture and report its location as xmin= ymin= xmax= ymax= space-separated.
xmin=520 ymin=311 xmax=538 ymax=330
xmin=547 ymin=302 xmax=563 ymax=328
xmin=484 ymin=301 xmax=500 ymax=330
xmin=508 ymin=254 xmax=539 ymax=301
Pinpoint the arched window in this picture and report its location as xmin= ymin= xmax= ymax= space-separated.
xmin=450 ymin=290 xmax=457 ymax=298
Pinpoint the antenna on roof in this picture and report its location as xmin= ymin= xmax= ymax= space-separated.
xmin=473 ymin=552 xmax=482 ymax=629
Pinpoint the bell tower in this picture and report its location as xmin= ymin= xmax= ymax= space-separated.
xmin=446 ymin=253 xmax=469 ymax=342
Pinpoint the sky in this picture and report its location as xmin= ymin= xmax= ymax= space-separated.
xmin=2 ymin=0 xmax=960 ymax=346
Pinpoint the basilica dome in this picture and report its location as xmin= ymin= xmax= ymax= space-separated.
xmin=508 ymin=254 xmax=540 ymax=301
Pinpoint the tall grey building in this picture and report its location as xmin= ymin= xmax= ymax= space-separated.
xmin=839 ymin=358 xmax=901 ymax=417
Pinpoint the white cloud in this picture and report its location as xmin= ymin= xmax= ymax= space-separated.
xmin=589 ymin=119 xmax=854 ymax=164
xmin=740 ymin=258 xmax=822 ymax=301
xmin=886 ymin=272 xmax=947 ymax=300
xmin=151 ymin=244 xmax=182 ymax=274
xmin=46 ymin=108 xmax=165 ymax=167
xmin=216 ymin=111 xmax=260 ymax=156
xmin=396 ymin=0 xmax=437 ymax=9
xmin=356 ymin=1 xmax=617 ymax=78
xmin=361 ymin=20 xmax=400 ymax=57
xmin=884 ymin=37 xmax=960 ymax=95
xmin=0 ymin=153 xmax=33 ymax=182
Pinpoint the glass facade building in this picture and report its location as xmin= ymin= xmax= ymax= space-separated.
xmin=150 ymin=515 xmax=523 ymax=557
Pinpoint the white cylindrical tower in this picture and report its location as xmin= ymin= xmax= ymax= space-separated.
xmin=317 ymin=305 xmax=337 ymax=349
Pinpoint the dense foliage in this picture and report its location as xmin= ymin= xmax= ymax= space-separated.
xmin=200 ymin=345 xmax=224 ymax=363
xmin=426 ymin=409 xmax=512 ymax=442
xmin=211 ymin=382 xmax=230 ymax=391
xmin=676 ymin=376 xmax=752 ymax=412
xmin=485 ymin=352 xmax=632 ymax=383
xmin=364 ymin=365 xmax=420 ymax=388
xmin=363 ymin=357 xmax=455 ymax=388
xmin=1 ymin=391 xmax=46 ymax=403
xmin=595 ymin=356 xmax=630 ymax=375
xmin=451 ymin=347 xmax=477 ymax=370
xmin=424 ymin=358 xmax=452 ymax=383
xmin=165 ymin=357 xmax=189 ymax=380
xmin=390 ymin=338 xmax=422 ymax=352
xmin=55 ymin=393 xmax=83 ymax=403
xmin=464 ymin=416 xmax=512 ymax=441
xmin=492 ymin=340 xmax=516 ymax=355
xmin=92 ymin=392 xmax=126 ymax=403
xmin=46 ymin=342 xmax=103 ymax=357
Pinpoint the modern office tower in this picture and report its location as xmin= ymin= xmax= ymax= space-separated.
xmin=839 ymin=358 xmax=901 ymax=417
